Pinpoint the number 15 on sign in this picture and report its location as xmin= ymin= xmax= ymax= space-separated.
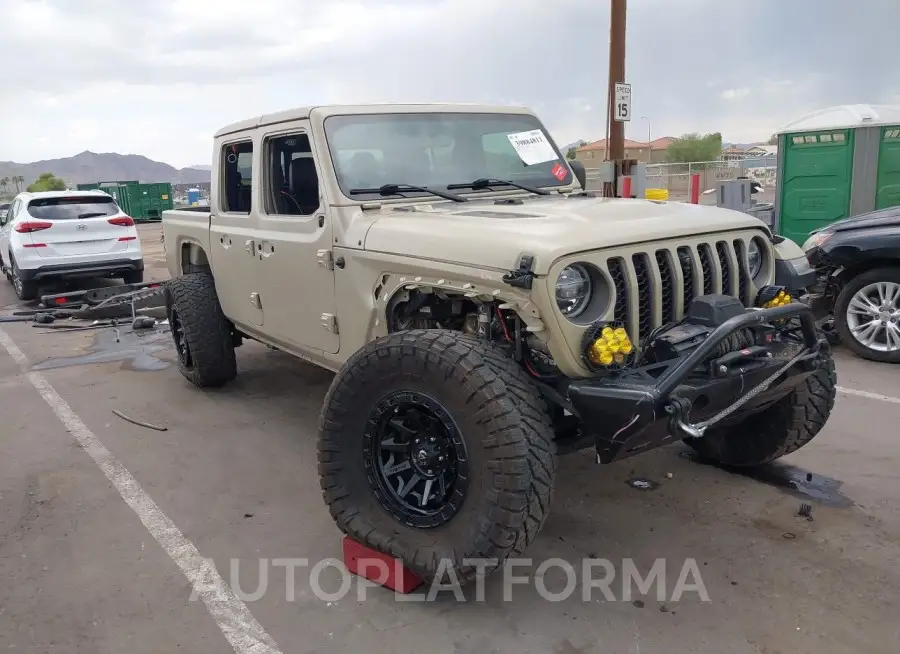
xmin=614 ymin=83 xmax=631 ymax=122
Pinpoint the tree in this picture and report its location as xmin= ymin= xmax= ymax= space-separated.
xmin=27 ymin=172 xmax=67 ymax=193
xmin=0 ymin=177 xmax=9 ymax=196
xmin=13 ymin=175 xmax=25 ymax=192
xmin=566 ymin=147 xmax=577 ymax=160
xmin=767 ymin=133 xmax=778 ymax=145
xmin=665 ymin=132 xmax=723 ymax=165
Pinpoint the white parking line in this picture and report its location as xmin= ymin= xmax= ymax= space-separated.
xmin=0 ymin=328 xmax=283 ymax=654
xmin=836 ymin=386 xmax=900 ymax=406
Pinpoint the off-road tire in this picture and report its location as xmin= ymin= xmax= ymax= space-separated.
xmin=318 ymin=330 xmax=556 ymax=583
xmin=10 ymin=256 xmax=39 ymax=301
xmin=685 ymin=350 xmax=836 ymax=467
xmin=164 ymin=273 xmax=237 ymax=387
xmin=834 ymin=267 xmax=900 ymax=364
xmin=123 ymin=270 xmax=144 ymax=285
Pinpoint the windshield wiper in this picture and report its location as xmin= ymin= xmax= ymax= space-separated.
xmin=77 ymin=212 xmax=109 ymax=219
xmin=347 ymin=183 xmax=467 ymax=203
xmin=446 ymin=178 xmax=550 ymax=196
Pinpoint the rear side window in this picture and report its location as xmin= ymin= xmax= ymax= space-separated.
xmin=222 ymin=141 xmax=253 ymax=213
xmin=27 ymin=196 xmax=120 ymax=220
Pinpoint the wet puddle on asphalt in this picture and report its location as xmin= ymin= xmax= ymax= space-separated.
xmin=680 ymin=450 xmax=853 ymax=508
xmin=30 ymin=325 xmax=173 ymax=372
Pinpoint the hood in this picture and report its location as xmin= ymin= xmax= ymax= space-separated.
xmin=362 ymin=195 xmax=769 ymax=274
xmin=816 ymin=206 xmax=900 ymax=233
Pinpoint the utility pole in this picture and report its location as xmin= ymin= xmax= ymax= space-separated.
xmin=642 ymin=116 xmax=651 ymax=163
xmin=604 ymin=0 xmax=627 ymax=196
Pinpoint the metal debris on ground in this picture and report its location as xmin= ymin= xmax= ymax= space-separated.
xmin=798 ymin=503 xmax=813 ymax=520
xmin=112 ymin=409 xmax=168 ymax=432
xmin=34 ymin=323 xmax=116 ymax=333
xmin=132 ymin=316 xmax=157 ymax=330
xmin=626 ymin=478 xmax=660 ymax=491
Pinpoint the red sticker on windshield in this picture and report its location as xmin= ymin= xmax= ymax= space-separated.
xmin=552 ymin=162 xmax=568 ymax=181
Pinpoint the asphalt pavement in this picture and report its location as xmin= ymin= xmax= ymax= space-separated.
xmin=1 ymin=224 xmax=898 ymax=654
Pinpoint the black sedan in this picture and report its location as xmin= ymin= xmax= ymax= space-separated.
xmin=803 ymin=206 xmax=900 ymax=363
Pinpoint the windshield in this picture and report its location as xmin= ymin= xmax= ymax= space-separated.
xmin=323 ymin=112 xmax=572 ymax=200
xmin=27 ymin=196 xmax=120 ymax=220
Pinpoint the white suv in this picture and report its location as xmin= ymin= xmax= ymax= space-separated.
xmin=0 ymin=190 xmax=144 ymax=300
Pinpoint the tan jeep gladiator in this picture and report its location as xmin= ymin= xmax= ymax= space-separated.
xmin=162 ymin=103 xmax=836 ymax=582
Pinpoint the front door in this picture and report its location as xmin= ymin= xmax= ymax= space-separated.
xmin=254 ymin=124 xmax=339 ymax=354
xmin=209 ymin=139 xmax=264 ymax=327
xmin=0 ymin=198 xmax=19 ymax=270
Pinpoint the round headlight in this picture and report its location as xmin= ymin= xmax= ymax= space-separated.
xmin=748 ymin=239 xmax=763 ymax=278
xmin=556 ymin=264 xmax=592 ymax=318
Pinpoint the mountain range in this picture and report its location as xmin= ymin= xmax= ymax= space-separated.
xmin=1 ymin=136 xmax=772 ymax=192
xmin=0 ymin=151 xmax=211 ymax=187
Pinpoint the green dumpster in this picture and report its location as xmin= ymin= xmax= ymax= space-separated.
xmin=76 ymin=181 xmax=174 ymax=221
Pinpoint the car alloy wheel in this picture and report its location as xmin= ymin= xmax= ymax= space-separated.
xmin=11 ymin=263 xmax=22 ymax=296
xmin=170 ymin=306 xmax=193 ymax=367
xmin=362 ymin=390 xmax=469 ymax=529
xmin=845 ymin=281 xmax=900 ymax=353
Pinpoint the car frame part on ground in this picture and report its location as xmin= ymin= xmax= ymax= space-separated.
xmin=804 ymin=206 xmax=900 ymax=364
xmin=0 ymin=190 xmax=144 ymax=301
xmin=160 ymin=102 xmax=838 ymax=584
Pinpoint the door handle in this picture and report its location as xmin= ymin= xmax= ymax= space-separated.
xmin=260 ymin=242 xmax=275 ymax=258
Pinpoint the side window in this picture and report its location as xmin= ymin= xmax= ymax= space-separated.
xmin=222 ymin=141 xmax=253 ymax=214
xmin=265 ymin=133 xmax=320 ymax=216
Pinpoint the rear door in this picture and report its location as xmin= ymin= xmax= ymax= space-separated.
xmin=209 ymin=139 xmax=264 ymax=327
xmin=24 ymin=194 xmax=135 ymax=259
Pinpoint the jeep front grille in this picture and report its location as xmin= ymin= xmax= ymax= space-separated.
xmin=606 ymin=239 xmax=754 ymax=343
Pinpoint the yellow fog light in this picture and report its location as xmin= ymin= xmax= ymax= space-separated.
xmin=763 ymin=290 xmax=793 ymax=309
xmin=585 ymin=323 xmax=636 ymax=368
xmin=756 ymin=285 xmax=793 ymax=309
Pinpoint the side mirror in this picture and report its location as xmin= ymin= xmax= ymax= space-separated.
xmin=568 ymin=159 xmax=587 ymax=190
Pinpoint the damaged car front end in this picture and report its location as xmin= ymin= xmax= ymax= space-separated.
xmin=565 ymin=292 xmax=829 ymax=463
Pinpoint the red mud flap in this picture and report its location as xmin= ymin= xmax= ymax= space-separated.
xmin=342 ymin=537 xmax=423 ymax=594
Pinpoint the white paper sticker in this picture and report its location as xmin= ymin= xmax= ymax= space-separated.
xmin=506 ymin=129 xmax=558 ymax=166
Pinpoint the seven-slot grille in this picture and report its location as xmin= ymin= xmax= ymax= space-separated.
xmin=606 ymin=239 xmax=755 ymax=343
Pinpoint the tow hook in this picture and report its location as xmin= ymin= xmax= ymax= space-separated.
xmin=666 ymin=397 xmax=705 ymax=439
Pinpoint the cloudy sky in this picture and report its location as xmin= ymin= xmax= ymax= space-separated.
xmin=1 ymin=0 xmax=897 ymax=168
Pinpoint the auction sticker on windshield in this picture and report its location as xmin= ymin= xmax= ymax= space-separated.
xmin=552 ymin=162 xmax=568 ymax=181
xmin=507 ymin=129 xmax=558 ymax=166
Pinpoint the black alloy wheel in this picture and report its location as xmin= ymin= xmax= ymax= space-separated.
xmin=363 ymin=390 xmax=469 ymax=529
xmin=169 ymin=305 xmax=192 ymax=368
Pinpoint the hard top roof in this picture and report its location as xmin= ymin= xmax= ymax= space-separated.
xmin=214 ymin=103 xmax=535 ymax=138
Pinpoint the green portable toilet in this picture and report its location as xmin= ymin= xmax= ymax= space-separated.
xmin=774 ymin=104 xmax=900 ymax=245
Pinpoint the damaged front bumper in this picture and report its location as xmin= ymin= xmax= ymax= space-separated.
xmin=566 ymin=303 xmax=829 ymax=464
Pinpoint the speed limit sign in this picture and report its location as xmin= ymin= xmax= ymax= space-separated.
xmin=614 ymin=83 xmax=631 ymax=122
